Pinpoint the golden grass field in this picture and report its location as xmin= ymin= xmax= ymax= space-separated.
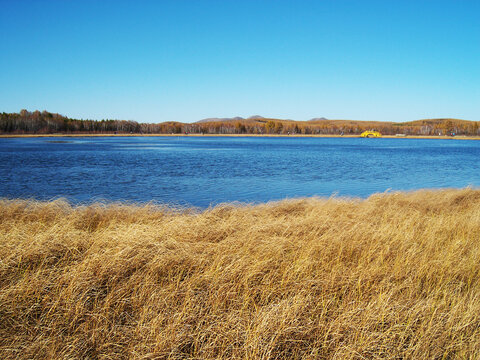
xmin=1 ymin=189 xmax=480 ymax=359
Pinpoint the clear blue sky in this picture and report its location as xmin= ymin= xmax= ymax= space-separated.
xmin=1 ymin=0 xmax=479 ymax=123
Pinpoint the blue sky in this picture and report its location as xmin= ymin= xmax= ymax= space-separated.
xmin=1 ymin=0 xmax=479 ymax=123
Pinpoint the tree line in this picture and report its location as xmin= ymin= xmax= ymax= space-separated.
xmin=1 ymin=109 xmax=479 ymax=136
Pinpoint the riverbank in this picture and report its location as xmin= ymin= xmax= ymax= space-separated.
xmin=1 ymin=189 xmax=479 ymax=358
xmin=1 ymin=133 xmax=480 ymax=140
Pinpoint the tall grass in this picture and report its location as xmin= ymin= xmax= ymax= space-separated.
xmin=1 ymin=189 xmax=480 ymax=359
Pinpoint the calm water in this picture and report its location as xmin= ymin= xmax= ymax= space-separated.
xmin=1 ymin=136 xmax=479 ymax=207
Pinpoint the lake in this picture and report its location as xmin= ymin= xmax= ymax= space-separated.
xmin=1 ymin=136 xmax=479 ymax=207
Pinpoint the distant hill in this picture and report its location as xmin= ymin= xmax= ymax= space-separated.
xmin=395 ymin=118 xmax=475 ymax=127
xmin=1 ymin=110 xmax=478 ymax=136
xmin=196 ymin=117 xmax=245 ymax=123
xmin=196 ymin=115 xmax=266 ymax=123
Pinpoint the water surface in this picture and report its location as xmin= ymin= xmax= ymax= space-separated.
xmin=1 ymin=136 xmax=479 ymax=207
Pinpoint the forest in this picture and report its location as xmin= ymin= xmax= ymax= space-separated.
xmin=1 ymin=109 xmax=479 ymax=136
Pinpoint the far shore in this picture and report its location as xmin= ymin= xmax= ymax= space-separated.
xmin=1 ymin=133 xmax=480 ymax=140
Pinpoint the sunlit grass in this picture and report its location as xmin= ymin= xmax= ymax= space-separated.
xmin=1 ymin=189 xmax=480 ymax=359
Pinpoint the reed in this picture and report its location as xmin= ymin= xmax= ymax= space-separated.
xmin=1 ymin=189 xmax=480 ymax=359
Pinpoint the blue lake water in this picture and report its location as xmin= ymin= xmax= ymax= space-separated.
xmin=1 ymin=136 xmax=479 ymax=207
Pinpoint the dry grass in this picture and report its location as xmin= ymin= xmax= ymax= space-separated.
xmin=1 ymin=189 xmax=480 ymax=359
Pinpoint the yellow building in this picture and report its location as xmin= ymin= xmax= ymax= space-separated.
xmin=360 ymin=130 xmax=382 ymax=138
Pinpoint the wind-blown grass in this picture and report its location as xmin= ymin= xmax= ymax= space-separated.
xmin=1 ymin=189 xmax=480 ymax=359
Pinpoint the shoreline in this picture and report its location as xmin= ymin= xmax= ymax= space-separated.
xmin=1 ymin=187 xmax=478 ymax=209
xmin=1 ymin=133 xmax=480 ymax=140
